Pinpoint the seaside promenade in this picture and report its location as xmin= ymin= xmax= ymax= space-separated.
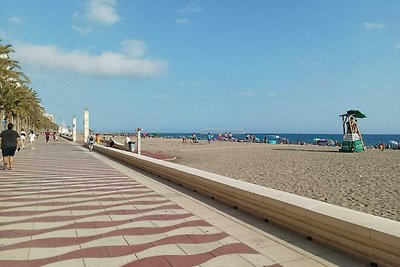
xmin=0 ymin=138 xmax=368 ymax=266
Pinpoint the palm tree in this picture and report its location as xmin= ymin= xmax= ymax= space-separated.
xmin=1 ymin=40 xmax=57 ymax=131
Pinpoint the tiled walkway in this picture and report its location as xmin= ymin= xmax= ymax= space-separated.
xmin=0 ymin=138 xmax=368 ymax=266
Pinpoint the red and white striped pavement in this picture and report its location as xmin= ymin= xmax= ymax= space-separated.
xmin=0 ymin=138 xmax=366 ymax=267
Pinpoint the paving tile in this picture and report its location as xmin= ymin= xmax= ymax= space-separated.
xmin=196 ymin=226 xmax=224 ymax=234
xmin=311 ymin=251 xmax=369 ymax=267
xmin=164 ymin=226 xmax=205 ymax=236
xmin=150 ymin=217 xmax=194 ymax=227
xmin=0 ymin=236 xmax=31 ymax=247
xmin=239 ymin=253 xmax=277 ymax=267
xmin=255 ymin=244 xmax=306 ymax=263
xmin=204 ymin=217 xmax=239 ymax=228
xmin=29 ymin=245 xmax=81 ymax=260
xmin=81 ymin=236 xmax=128 ymax=249
xmin=237 ymin=232 xmax=281 ymax=249
xmin=32 ymin=229 xmax=78 ymax=240
xmin=218 ymin=224 xmax=260 ymax=238
xmin=0 ymin=248 xmax=29 ymax=260
xmin=200 ymin=254 xmax=256 ymax=267
xmin=280 ymin=257 xmax=326 ymax=267
xmin=0 ymin=222 xmax=35 ymax=230
xmin=33 ymin=221 xmax=70 ymax=230
xmin=136 ymin=244 xmax=186 ymax=259
xmin=178 ymin=237 xmax=235 ymax=255
xmin=75 ymin=215 xmax=112 ymax=222
xmin=84 ymin=254 xmax=138 ymax=267
xmin=124 ymin=233 xmax=168 ymax=245
xmin=285 ymin=239 xmax=334 ymax=258
xmin=49 ymin=258 xmax=86 ymax=267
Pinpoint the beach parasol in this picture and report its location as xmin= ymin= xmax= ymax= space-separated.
xmin=340 ymin=110 xmax=367 ymax=118
xmin=389 ymin=140 xmax=398 ymax=148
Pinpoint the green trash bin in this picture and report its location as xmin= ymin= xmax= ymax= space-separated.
xmin=340 ymin=134 xmax=364 ymax=153
xmin=353 ymin=139 xmax=364 ymax=152
xmin=340 ymin=141 xmax=353 ymax=152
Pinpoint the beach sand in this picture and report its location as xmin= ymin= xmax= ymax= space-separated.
xmin=113 ymin=137 xmax=400 ymax=222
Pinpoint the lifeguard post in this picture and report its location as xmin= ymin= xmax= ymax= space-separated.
xmin=339 ymin=110 xmax=366 ymax=153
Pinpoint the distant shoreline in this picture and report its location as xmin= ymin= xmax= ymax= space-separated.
xmin=96 ymin=132 xmax=400 ymax=147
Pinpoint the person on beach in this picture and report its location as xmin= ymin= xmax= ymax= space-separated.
xmin=0 ymin=123 xmax=22 ymax=170
xmin=207 ymin=133 xmax=212 ymax=144
xmin=182 ymin=136 xmax=187 ymax=143
xmin=28 ymin=130 xmax=36 ymax=149
xmin=192 ymin=133 xmax=197 ymax=144
xmin=44 ymin=129 xmax=50 ymax=144
xmin=109 ymin=136 xmax=115 ymax=148
xmin=20 ymin=129 xmax=26 ymax=149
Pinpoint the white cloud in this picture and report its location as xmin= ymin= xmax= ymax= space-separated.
xmin=71 ymin=25 xmax=93 ymax=36
xmin=395 ymin=41 xmax=400 ymax=49
xmin=177 ymin=3 xmax=203 ymax=13
xmin=86 ymin=0 xmax=120 ymax=25
xmin=8 ymin=16 xmax=23 ymax=24
xmin=241 ymin=91 xmax=254 ymax=97
xmin=364 ymin=22 xmax=386 ymax=30
xmin=179 ymin=81 xmax=199 ymax=87
xmin=269 ymin=91 xmax=276 ymax=97
xmin=122 ymin=40 xmax=146 ymax=58
xmin=175 ymin=18 xmax=190 ymax=24
xmin=14 ymin=41 xmax=167 ymax=79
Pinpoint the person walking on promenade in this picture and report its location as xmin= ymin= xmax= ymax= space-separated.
xmin=0 ymin=123 xmax=21 ymax=170
xmin=20 ymin=129 xmax=26 ymax=149
xmin=88 ymin=134 xmax=95 ymax=151
xmin=53 ymin=131 xmax=58 ymax=142
xmin=44 ymin=129 xmax=50 ymax=144
xmin=28 ymin=130 xmax=36 ymax=149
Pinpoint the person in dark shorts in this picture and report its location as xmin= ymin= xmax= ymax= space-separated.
xmin=0 ymin=123 xmax=21 ymax=170
xmin=45 ymin=129 xmax=50 ymax=144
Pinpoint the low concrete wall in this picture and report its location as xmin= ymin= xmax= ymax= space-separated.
xmin=60 ymin=135 xmax=73 ymax=141
xmin=91 ymin=144 xmax=399 ymax=267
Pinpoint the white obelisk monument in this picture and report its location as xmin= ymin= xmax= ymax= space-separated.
xmin=84 ymin=108 xmax=89 ymax=143
xmin=137 ymin=128 xmax=142 ymax=155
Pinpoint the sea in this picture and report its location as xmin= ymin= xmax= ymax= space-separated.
xmin=144 ymin=133 xmax=400 ymax=147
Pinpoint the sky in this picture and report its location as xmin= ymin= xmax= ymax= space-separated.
xmin=1 ymin=0 xmax=400 ymax=134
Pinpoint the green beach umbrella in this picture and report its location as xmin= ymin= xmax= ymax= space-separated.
xmin=346 ymin=110 xmax=367 ymax=118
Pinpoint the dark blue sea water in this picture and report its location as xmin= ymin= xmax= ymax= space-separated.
xmin=148 ymin=133 xmax=400 ymax=147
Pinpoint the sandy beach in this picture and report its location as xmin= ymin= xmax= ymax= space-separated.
xmin=110 ymin=137 xmax=400 ymax=222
